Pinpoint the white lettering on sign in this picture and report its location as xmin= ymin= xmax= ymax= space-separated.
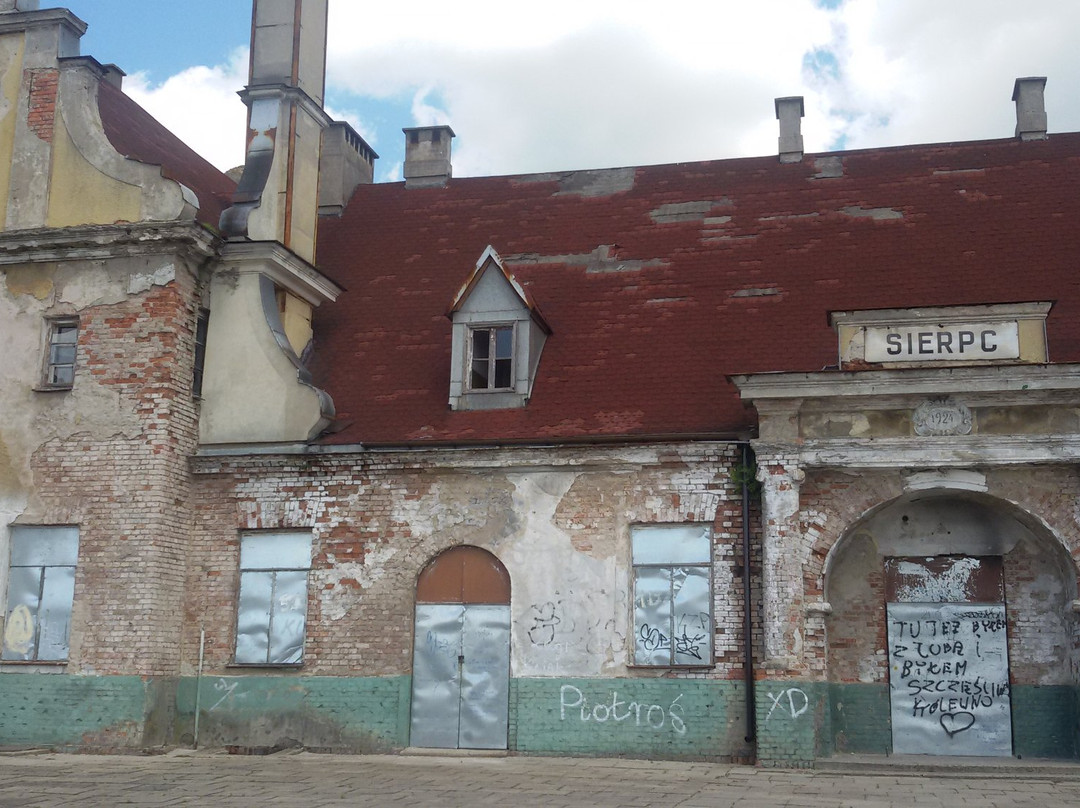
xmin=865 ymin=322 xmax=1019 ymax=363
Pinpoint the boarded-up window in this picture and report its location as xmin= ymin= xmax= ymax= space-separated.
xmin=631 ymin=525 xmax=713 ymax=666
xmin=235 ymin=532 xmax=312 ymax=665
xmin=2 ymin=526 xmax=79 ymax=661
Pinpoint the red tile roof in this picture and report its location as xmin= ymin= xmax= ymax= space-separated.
xmin=313 ymin=134 xmax=1080 ymax=446
xmin=98 ymin=79 xmax=236 ymax=228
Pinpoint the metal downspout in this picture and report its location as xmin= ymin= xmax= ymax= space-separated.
xmin=741 ymin=442 xmax=756 ymax=744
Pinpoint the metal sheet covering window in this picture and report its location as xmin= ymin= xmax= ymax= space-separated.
xmin=2 ymin=526 xmax=79 ymax=662
xmin=631 ymin=525 xmax=713 ymax=666
xmin=235 ymin=532 xmax=312 ymax=665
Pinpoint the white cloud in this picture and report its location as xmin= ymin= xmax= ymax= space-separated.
xmin=115 ymin=0 xmax=1080 ymax=180
xmin=317 ymin=0 xmax=1080 ymax=176
xmin=123 ymin=48 xmax=249 ymax=172
xmin=325 ymin=1 xmax=836 ymax=175
xmin=805 ymin=0 xmax=1080 ymax=150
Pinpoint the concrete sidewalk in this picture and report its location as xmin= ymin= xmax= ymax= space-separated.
xmin=1 ymin=750 xmax=1079 ymax=807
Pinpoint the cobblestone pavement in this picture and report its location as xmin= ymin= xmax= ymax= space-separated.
xmin=1 ymin=750 xmax=1079 ymax=808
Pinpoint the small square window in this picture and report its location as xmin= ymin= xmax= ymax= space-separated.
xmin=42 ymin=319 xmax=78 ymax=389
xmin=235 ymin=532 xmax=312 ymax=665
xmin=3 ymin=526 xmax=79 ymax=662
xmin=631 ymin=525 xmax=713 ymax=666
xmin=469 ymin=325 xmax=514 ymax=391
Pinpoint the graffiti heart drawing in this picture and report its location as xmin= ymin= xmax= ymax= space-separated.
xmin=940 ymin=711 xmax=976 ymax=737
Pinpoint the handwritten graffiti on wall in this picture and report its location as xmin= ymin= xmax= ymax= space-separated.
xmin=764 ymin=688 xmax=809 ymax=722
xmin=528 ymin=602 xmax=561 ymax=646
xmin=208 ymin=678 xmax=242 ymax=712
xmin=638 ymin=621 xmax=708 ymax=662
xmin=559 ymin=684 xmax=687 ymax=736
xmin=887 ymin=602 xmax=1011 ymax=755
xmin=522 ymin=593 xmax=628 ymax=672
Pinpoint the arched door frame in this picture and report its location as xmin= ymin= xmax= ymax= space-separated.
xmin=410 ymin=545 xmax=512 ymax=750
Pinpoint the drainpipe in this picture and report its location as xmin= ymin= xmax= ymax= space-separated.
xmin=741 ymin=442 xmax=756 ymax=744
xmin=194 ymin=628 xmax=205 ymax=749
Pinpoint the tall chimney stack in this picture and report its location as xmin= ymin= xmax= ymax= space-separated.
xmin=220 ymin=0 xmax=330 ymax=263
xmin=775 ymin=96 xmax=805 ymax=164
xmin=1012 ymin=77 xmax=1048 ymax=141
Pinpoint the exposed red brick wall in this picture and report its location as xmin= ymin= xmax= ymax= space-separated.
xmin=186 ymin=444 xmax=764 ymax=682
xmin=794 ymin=467 xmax=1080 ymax=685
xmin=26 ymin=68 xmax=58 ymax=143
xmin=27 ymin=257 xmax=204 ymax=677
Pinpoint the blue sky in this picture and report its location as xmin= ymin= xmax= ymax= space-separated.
xmin=46 ymin=1 xmax=1080 ymax=180
xmin=61 ymin=2 xmax=249 ymax=82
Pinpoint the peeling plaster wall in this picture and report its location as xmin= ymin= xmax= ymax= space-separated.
xmin=789 ymin=467 xmax=1080 ymax=686
xmin=186 ymin=443 xmax=749 ymax=685
xmin=0 ymin=233 xmax=209 ymax=684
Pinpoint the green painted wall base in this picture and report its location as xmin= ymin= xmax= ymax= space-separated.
xmin=755 ymin=681 xmax=829 ymax=766
xmin=175 ymin=675 xmax=411 ymax=752
xmin=826 ymin=682 xmax=1078 ymax=760
xmin=510 ymin=678 xmax=750 ymax=760
xmin=1010 ymin=685 xmax=1077 ymax=760
xmin=829 ymin=683 xmax=891 ymax=755
xmin=4 ymin=672 xmax=1076 ymax=763
xmin=0 ymin=672 xmax=169 ymax=749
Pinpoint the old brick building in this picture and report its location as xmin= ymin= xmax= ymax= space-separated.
xmin=1 ymin=0 xmax=1079 ymax=765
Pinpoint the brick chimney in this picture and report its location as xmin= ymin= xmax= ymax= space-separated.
xmin=403 ymin=125 xmax=455 ymax=188
xmin=1012 ymin=77 xmax=1047 ymax=141
xmin=775 ymin=96 xmax=805 ymax=164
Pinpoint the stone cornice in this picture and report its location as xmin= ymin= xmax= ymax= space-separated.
xmin=755 ymin=434 xmax=1080 ymax=469
xmin=218 ymin=240 xmax=342 ymax=305
xmin=732 ymin=364 xmax=1080 ymax=401
xmin=192 ymin=439 xmax=735 ymax=472
xmin=0 ymin=221 xmax=219 ymax=263
xmin=0 ymin=8 xmax=85 ymax=38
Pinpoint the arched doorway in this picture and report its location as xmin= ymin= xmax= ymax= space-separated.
xmin=409 ymin=546 xmax=511 ymax=749
xmin=825 ymin=489 xmax=1078 ymax=758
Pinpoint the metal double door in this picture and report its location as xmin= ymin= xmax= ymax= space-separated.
xmin=410 ymin=603 xmax=510 ymax=749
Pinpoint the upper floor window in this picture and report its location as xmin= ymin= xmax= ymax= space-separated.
xmin=448 ymin=247 xmax=550 ymax=411
xmin=470 ymin=325 xmax=514 ymax=391
xmin=3 ymin=526 xmax=79 ymax=662
xmin=42 ymin=318 xmax=78 ymax=390
xmin=192 ymin=308 xmax=210 ymax=399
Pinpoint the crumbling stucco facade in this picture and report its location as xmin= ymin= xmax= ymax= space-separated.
xmin=178 ymin=444 xmax=756 ymax=757
xmin=2 ymin=0 xmax=1080 ymax=768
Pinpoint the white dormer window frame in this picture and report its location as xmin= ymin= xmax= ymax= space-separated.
xmin=467 ymin=323 xmax=516 ymax=392
xmin=448 ymin=247 xmax=550 ymax=411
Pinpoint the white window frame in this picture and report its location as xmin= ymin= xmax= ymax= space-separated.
xmin=630 ymin=524 xmax=714 ymax=667
xmin=466 ymin=323 xmax=516 ymax=392
xmin=234 ymin=531 xmax=312 ymax=666
xmin=41 ymin=317 xmax=79 ymax=390
xmin=2 ymin=526 xmax=79 ymax=662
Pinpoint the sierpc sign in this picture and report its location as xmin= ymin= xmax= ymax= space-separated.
xmin=865 ymin=322 xmax=1019 ymax=363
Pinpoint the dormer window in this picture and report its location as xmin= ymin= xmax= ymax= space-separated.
xmin=470 ymin=325 xmax=514 ymax=390
xmin=448 ymin=247 xmax=550 ymax=411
